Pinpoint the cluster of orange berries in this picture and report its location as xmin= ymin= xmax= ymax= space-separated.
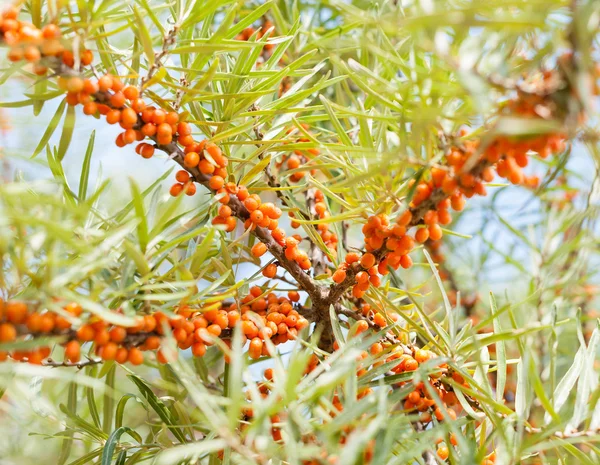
xmin=331 ymin=122 xmax=566 ymax=299
xmin=222 ymin=288 xmax=309 ymax=358
xmin=59 ymin=73 xmax=183 ymax=151
xmin=0 ymin=298 xmax=173 ymax=365
xmin=56 ymin=74 xmax=312 ymax=282
xmin=1 ymin=7 xmax=93 ymax=75
xmin=0 ymin=291 xmax=310 ymax=366
xmin=57 ymin=73 xmax=242 ymax=233
xmin=331 ymin=209 xmax=432 ymax=297
xmin=0 ymin=299 xmax=84 ymax=364
xmin=252 ymin=215 xmax=313 ymax=272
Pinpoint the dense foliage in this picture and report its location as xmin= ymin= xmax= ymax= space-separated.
xmin=1 ymin=0 xmax=600 ymax=464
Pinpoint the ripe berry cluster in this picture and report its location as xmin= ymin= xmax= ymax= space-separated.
xmin=333 ymin=110 xmax=567 ymax=299
xmin=0 ymin=290 xmax=310 ymax=366
xmin=0 ymin=299 xmax=83 ymax=364
xmin=1 ymin=7 xmax=92 ymax=75
xmin=223 ymin=288 xmax=309 ymax=358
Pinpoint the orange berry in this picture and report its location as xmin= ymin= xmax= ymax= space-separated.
xmin=76 ymin=324 xmax=95 ymax=342
xmin=26 ymin=312 xmax=43 ymax=332
xmin=345 ymin=252 xmax=360 ymax=264
xmin=177 ymin=122 xmax=191 ymax=136
xmin=139 ymin=144 xmax=155 ymax=159
xmin=415 ymin=227 xmax=429 ymax=243
xmin=251 ymin=242 xmax=268 ymax=257
xmin=0 ymin=323 xmax=17 ymax=342
xmin=192 ymin=342 xmax=207 ymax=357
xmin=166 ymin=112 xmax=179 ymax=125
xmin=64 ymin=340 xmax=81 ymax=363
xmin=428 ymin=224 xmax=443 ymax=241
xmin=397 ymin=210 xmax=412 ymax=226
xmin=437 ymin=446 xmax=449 ymax=460
xmin=121 ymin=108 xmax=138 ymax=128
xmin=131 ymin=98 xmax=146 ymax=113
xmin=400 ymin=254 xmax=413 ymax=269
xmin=5 ymin=301 xmax=28 ymax=324
xmin=183 ymin=152 xmax=200 ymax=168
xmin=250 ymin=210 xmax=264 ymax=224
xmin=128 ymin=347 xmax=144 ymax=365
xmin=99 ymin=342 xmax=118 ymax=361
xmin=110 ymin=92 xmax=126 ymax=108
xmin=157 ymin=122 xmax=172 ymax=136
xmin=423 ymin=210 xmax=438 ymax=225
xmin=356 ymin=271 xmax=369 ymax=284
xmin=123 ymin=86 xmax=139 ymax=100
xmin=83 ymin=102 xmax=98 ymax=115
xmin=109 ymin=326 xmax=127 ymax=342
xmin=106 ymin=110 xmax=121 ymax=125
xmin=114 ymin=347 xmax=128 ymax=364
xmin=122 ymin=129 xmax=137 ymax=144
xmin=80 ymin=49 xmax=93 ymax=65
xmin=249 ymin=337 xmax=263 ymax=359
xmin=332 ymin=269 xmax=346 ymax=283
xmin=170 ymin=183 xmax=184 ymax=197
xmin=263 ymin=263 xmax=278 ymax=278
xmin=209 ymin=176 xmax=225 ymax=190
xmin=360 ymin=253 xmax=376 ymax=269
xmin=23 ymin=45 xmax=41 ymax=62
xmin=41 ymin=24 xmax=61 ymax=39
xmin=171 ymin=171 xmax=189 ymax=185
xmin=438 ymin=209 xmax=452 ymax=225
xmin=404 ymin=358 xmax=418 ymax=371
xmin=149 ymin=109 xmax=165 ymax=124
xmin=185 ymin=183 xmax=197 ymax=196
xmin=450 ymin=194 xmax=465 ymax=211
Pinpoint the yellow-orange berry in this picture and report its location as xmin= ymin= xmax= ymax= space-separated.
xmin=64 ymin=340 xmax=81 ymax=363
xmin=263 ymin=263 xmax=278 ymax=278
xmin=251 ymin=242 xmax=268 ymax=257
xmin=170 ymin=183 xmax=184 ymax=197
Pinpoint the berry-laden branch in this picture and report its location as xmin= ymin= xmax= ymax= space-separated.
xmin=0 ymin=2 xmax=588 ymax=365
xmin=328 ymin=82 xmax=574 ymax=305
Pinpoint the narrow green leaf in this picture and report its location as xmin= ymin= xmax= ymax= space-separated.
xmin=78 ymin=130 xmax=95 ymax=202
xmin=57 ymin=105 xmax=76 ymax=161
xmin=128 ymin=375 xmax=187 ymax=443
xmin=101 ymin=427 xmax=142 ymax=465
xmin=32 ymin=99 xmax=66 ymax=158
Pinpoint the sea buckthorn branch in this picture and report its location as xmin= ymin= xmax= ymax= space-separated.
xmin=43 ymin=356 xmax=102 ymax=368
xmin=81 ymin=86 xmax=324 ymax=299
xmin=0 ymin=3 xmax=586 ymax=369
xmin=140 ymin=25 xmax=179 ymax=92
xmin=0 ymin=8 xmax=320 ymax=306
xmin=327 ymin=82 xmax=574 ymax=306
xmin=0 ymin=290 xmax=311 ymax=365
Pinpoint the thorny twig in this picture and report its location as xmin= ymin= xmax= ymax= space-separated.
xmin=173 ymin=77 xmax=188 ymax=111
xmin=43 ymin=357 xmax=102 ymax=368
xmin=140 ymin=26 xmax=179 ymax=92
